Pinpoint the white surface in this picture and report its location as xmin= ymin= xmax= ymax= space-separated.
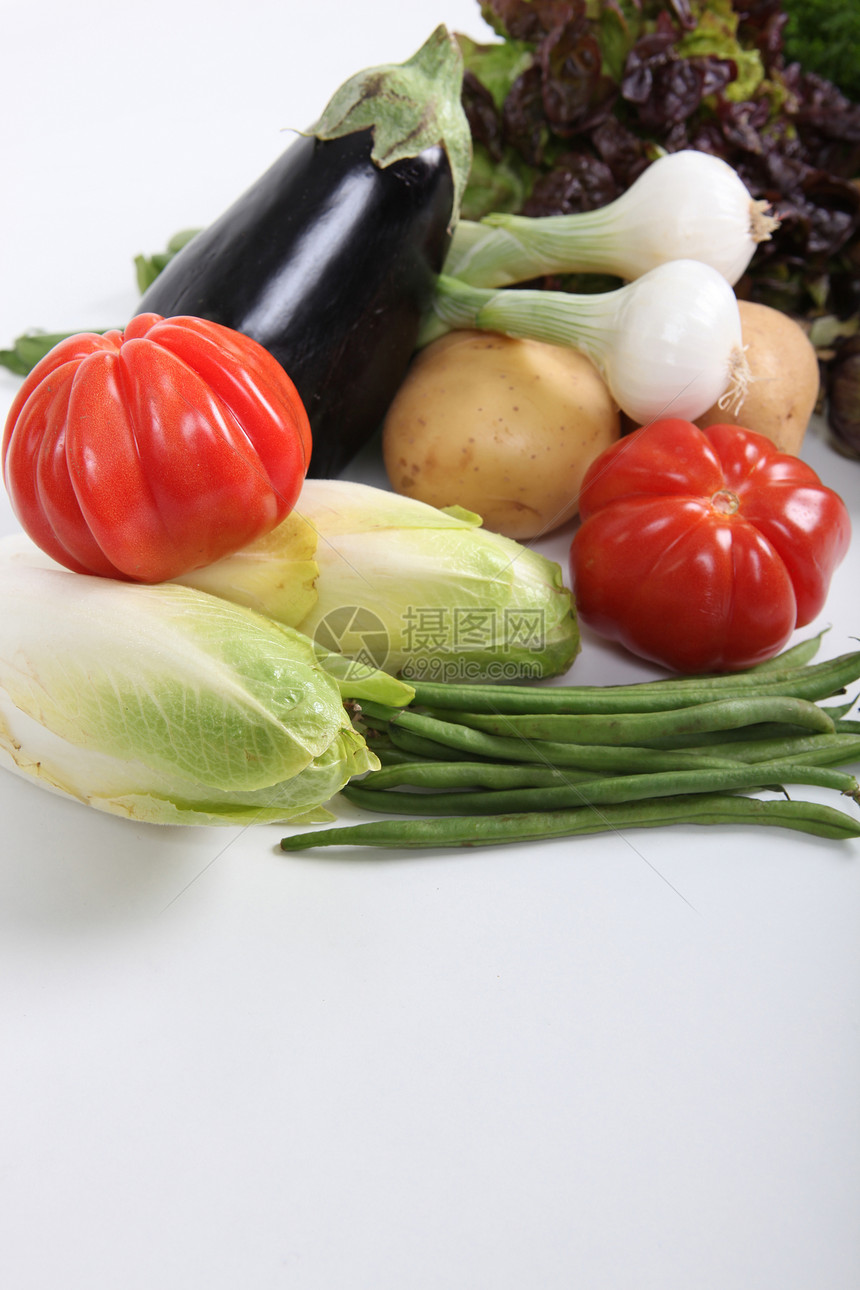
xmin=1 ymin=3 xmax=859 ymax=1288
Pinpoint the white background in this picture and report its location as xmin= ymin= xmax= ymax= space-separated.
xmin=1 ymin=2 xmax=859 ymax=1287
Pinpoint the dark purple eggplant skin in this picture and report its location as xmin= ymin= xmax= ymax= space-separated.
xmin=136 ymin=129 xmax=454 ymax=478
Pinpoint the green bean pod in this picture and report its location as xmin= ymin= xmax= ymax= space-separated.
xmin=359 ymin=759 xmax=601 ymax=791
xmin=317 ymin=641 xmax=860 ymax=857
xmin=748 ymin=632 xmax=828 ymax=671
xmin=386 ymin=725 xmax=494 ymax=763
xmin=384 ymin=709 xmax=751 ymax=771
xmin=280 ymin=793 xmax=860 ymax=851
xmin=356 ymin=699 xmax=736 ymax=769
xmin=407 ymin=648 xmax=860 ymax=716
xmin=637 ymin=702 xmax=857 ymax=754
xmin=422 ymin=695 xmax=836 ymax=746
xmin=370 ymin=745 xmax=436 ymax=767
xmin=677 ymin=731 xmax=860 ymax=768
xmin=343 ymin=761 xmax=859 ymax=816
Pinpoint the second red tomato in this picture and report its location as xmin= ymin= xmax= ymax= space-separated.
xmin=570 ymin=418 xmax=851 ymax=673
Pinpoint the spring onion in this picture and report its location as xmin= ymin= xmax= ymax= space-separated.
xmin=443 ymin=150 xmax=779 ymax=290
xmin=424 ymin=259 xmax=750 ymax=424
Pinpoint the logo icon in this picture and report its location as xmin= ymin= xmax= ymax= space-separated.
xmin=313 ymin=605 xmax=390 ymax=675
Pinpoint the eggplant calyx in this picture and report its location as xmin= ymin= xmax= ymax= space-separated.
xmin=310 ymin=24 xmax=472 ymax=226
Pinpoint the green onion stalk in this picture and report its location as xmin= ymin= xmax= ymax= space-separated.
xmin=442 ymin=150 xmax=778 ymax=291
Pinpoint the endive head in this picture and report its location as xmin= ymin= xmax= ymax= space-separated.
xmin=0 ymin=559 xmax=408 ymax=826
xmin=179 ymin=480 xmax=580 ymax=683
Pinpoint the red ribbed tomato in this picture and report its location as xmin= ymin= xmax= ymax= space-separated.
xmin=570 ymin=418 xmax=851 ymax=673
xmin=2 ymin=313 xmax=311 ymax=582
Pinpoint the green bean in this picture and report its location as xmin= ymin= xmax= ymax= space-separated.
xmin=701 ymin=732 xmax=860 ymax=768
xmin=406 ymin=647 xmax=860 ymax=715
xmin=280 ymin=793 xmax=860 ymax=850
xmin=375 ymin=707 xmax=750 ymax=771
xmin=317 ymin=640 xmax=860 ymax=857
xmin=813 ymin=705 xmax=858 ymax=734
xmin=377 ymin=724 xmax=860 ymax=775
xmin=359 ymin=760 xmax=601 ymax=791
xmin=386 ymin=725 xmax=495 ymax=763
xmin=361 ymin=730 xmax=399 ymax=751
xmin=820 ymin=698 xmax=858 ymax=721
xmin=746 ymin=631 xmax=827 ymax=671
xmin=626 ymin=721 xmax=827 ymax=751
xmin=343 ymin=761 xmax=859 ymax=816
xmin=357 ymin=699 xmax=414 ymax=723
xmin=371 ymin=745 xmax=436 ymax=767
xmin=353 ymin=701 xmax=480 ymax=763
xmin=765 ymin=737 xmax=860 ymax=768
xmin=422 ymin=695 xmax=835 ymax=745
xmin=629 ymin=700 xmax=856 ymax=750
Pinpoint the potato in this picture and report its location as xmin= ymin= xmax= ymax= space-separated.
xmin=381 ymin=330 xmax=620 ymax=539
xmin=695 ymin=300 xmax=820 ymax=454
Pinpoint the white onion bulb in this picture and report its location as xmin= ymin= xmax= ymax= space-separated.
xmin=433 ymin=259 xmax=750 ymax=425
xmin=596 ymin=259 xmax=750 ymax=423
xmin=447 ymin=150 xmax=779 ymax=289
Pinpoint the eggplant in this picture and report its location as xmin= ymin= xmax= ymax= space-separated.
xmin=137 ymin=27 xmax=471 ymax=479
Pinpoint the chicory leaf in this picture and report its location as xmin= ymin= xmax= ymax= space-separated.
xmin=0 ymin=561 xmax=382 ymax=826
